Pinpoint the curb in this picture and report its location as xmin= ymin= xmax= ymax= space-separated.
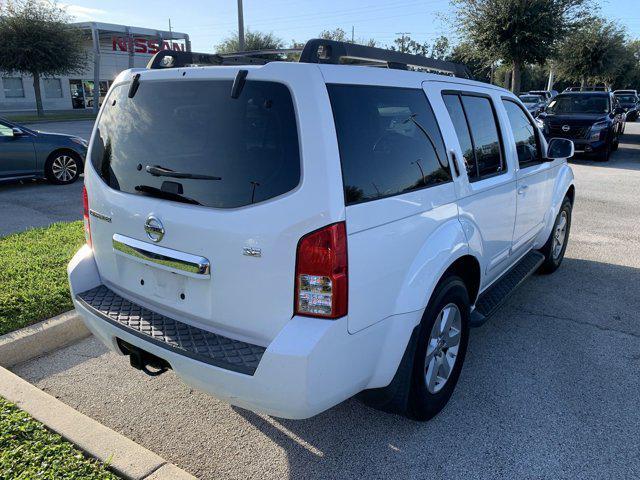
xmin=0 ymin=310 xmax=91 ymax=368
xmin=0 ymin=367 xmax=197 ymax=480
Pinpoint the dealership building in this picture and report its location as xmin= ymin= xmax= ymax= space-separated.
xmin=0 ymin=22 xmax=190 ymax=113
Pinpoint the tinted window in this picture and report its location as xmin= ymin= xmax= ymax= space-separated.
xmin=503 ymin=100 xmax=541 ymax=167
xmin=90 ymin=80 xmax=300 ymax=208
xmin=460 ymin=95 xmax=504 ymax=179
xmin=547 ymin=95 xmax=610 ymax=114
xmin=328 ymin=85 xmax=451 ymax=205
xmin=443 ymin=94 xmax=476 ymax=178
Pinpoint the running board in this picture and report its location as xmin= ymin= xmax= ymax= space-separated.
xmin=470 ymin=250 xmax=545 ymax=328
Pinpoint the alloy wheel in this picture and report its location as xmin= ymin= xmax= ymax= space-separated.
xmin=424 ymin=303 xmax=462 ymax=394
xmin=51 ymin=155 xmax=78 ymax=183
xmin=552 ymin=210 xmax=568 ymax=260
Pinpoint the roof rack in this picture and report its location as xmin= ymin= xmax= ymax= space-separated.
xmin=147 ymin=38 xmax=470 ymax=78
xmin=299 ymin=39 xmax=470 ymax=77
xmin=147 ymin=48 xmax=301 ymax=69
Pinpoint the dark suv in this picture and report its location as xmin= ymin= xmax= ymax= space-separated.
xmin=614 ymin=93 xmax=639 ymax=122
xmin=536 ymin=92 xmax=625 ymax=161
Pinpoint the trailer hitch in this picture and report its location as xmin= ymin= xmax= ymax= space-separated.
xmin=117 ymin=339 xmax=170 ymax=377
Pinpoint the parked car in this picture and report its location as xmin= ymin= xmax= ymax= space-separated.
xmin=527 ymin=90 xmax=557 ymax=103
xmin=536 ymin=91 xmax=624 ymax=161
xmin=0 ymin=118 xmax=87 ymax=184
xmin=68 ymin=40 xmax=576 ymax=421
xmin=613 ymin=92 xmax=639 ymax=122
xmin=519 ymin=94 xmax=547 ymax=116
xmin=564 ymin=86 xmax=610 ymax=92
xmin=613 ymin=89 xmax=638 ymax=96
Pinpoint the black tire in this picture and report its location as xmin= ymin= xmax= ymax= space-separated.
xmin=612 ymin=129 xmax=620 ymax=151
xmin=45 ymin=151 xmax=82 ymax=185
xmin=407 ymin=276 xmax=470 ymax=420
xmin=538 ymin=197 xmax=572 ymax=274
xmin=597 ymin=141 xmax=612 ymax=161
xmin=358 ymin=276 xmax=470 ymax=421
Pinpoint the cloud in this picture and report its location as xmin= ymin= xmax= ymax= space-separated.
xmin=61 ymin=4 xmax=108 ymax=21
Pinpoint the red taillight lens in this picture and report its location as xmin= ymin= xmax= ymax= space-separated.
xmin=294 ymin=222 xmax=348 ymax=319
xmin=82 ymin=185 xmax=91 ymax=247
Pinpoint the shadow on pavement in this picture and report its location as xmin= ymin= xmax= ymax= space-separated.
xmin=233 ymin=257 xmax=640 ymax=479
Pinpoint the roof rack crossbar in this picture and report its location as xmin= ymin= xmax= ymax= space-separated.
xmin=299 ymin=39 xmax=470 ymax=78
xmin=147 ymin=48 xmax=302 ymax=69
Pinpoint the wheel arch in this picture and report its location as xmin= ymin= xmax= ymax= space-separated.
xmin=439 ymin=255 xmax=481 ymax=305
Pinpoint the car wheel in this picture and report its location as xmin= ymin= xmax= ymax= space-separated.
xmin=45 ymin=152 xmax=81 ymax=185
xmin=358 ymin=276 xmax=470 ymax=421
xmin=597 ymin=140 xmax=612 ymax=161
xmin=406 ymin=276 xmax=470 ymax=421
xmin=538 ymin=196 xmax=572 ymax=274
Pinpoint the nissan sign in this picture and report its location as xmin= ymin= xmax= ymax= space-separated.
xmin=112 ymin=36 xmax=185 ymax=55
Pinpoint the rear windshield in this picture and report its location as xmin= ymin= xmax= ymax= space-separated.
xmin=90 ymin=79 xmax=300 ymax=208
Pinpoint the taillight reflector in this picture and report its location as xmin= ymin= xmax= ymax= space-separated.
xmin=294 ymin=222 xmax=348 ymax=319
xmin=82 ymin=185 xmax=91 ymax=247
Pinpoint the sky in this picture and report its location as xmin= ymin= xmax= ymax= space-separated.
xmin=61 ymin=0 xmax=640 ymax=52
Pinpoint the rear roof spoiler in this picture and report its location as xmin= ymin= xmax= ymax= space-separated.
xmin=147 ymin=38 xmax=470 ymax=78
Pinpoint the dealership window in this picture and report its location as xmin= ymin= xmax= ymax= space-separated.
xmin=43 ymin=78 xmax=63 ymax=98
xmin=3 ymin=77 xmax=25 ymax=98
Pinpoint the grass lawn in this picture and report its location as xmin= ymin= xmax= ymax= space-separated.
xmin=5 ymin=112 xmax=97 ymax=124
xmin=0 ymin=221 xmax=84 ymax=336
xmin=0 ymin=397 xmax=118 ymax=479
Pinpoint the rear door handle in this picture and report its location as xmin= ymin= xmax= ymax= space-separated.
xmin=518 ymin=185 xmax=529 ymax=195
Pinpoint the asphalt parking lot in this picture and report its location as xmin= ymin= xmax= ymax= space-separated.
xmin=0 ymin=120 xmax=91 ymax=237
xmin=9 ymin=122 xmax=640 ymax=479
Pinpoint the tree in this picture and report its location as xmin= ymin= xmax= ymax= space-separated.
xmin=318 ymin=27 xmax=376 ymax=47
xmin=389 ymin=33 xmax=429 ymax=55
xmin=451 ymin=0 xmax=590 ymax=93
xmin=431 ymin=36 xmax=451 ymax=60
xmin=555 ymin=18 xmax=629 ymax=89
xmin=0 ymin=0 xmax=86 ymax=116
xmin=217 ymin=30 xmax=284 ymax=53
xmin=447 ymin=41 xmax=494 ymax=82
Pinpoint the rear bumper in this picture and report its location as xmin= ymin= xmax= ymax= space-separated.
xmin=68 ymin=246 xmax=419 ymax=419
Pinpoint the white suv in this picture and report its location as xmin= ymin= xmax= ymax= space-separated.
xmin=68 ymin=40 xmax=575 ymax=421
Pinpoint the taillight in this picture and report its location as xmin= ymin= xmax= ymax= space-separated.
xmin=82 ymin=185 xmax=91 ymax=247
xmin=294 ymin=222 xmax=348 ymax=319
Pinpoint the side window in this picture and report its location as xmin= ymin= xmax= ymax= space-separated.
xmin=442 ymin=92 xmax=505 ymax=181
xmin=502 ymin=100 xmax=541 ymax=167
xmin=328 ymin=85 xmax=452 ymax=205
xmin=0 ymin=123 xmax=13 ymax=137
xmin=461 ymin=95 xmax=504 ymax=179
xmin=443 ymin=94 xmax=476 ymax=179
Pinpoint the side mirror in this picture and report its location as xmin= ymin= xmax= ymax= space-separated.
xmin=547 ymin=138 xmax=574 ymax=160
xmin=11 ymin=127 xmax=25 ymax=137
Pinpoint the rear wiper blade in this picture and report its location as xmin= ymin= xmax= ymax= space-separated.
xmin=134 ymin=185 xmax=202 ymax=205
xmin=146 ymin=165 xmax=222 ymax=181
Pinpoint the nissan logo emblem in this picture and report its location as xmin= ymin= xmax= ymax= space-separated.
xmin=562 ymin=125 xmax=570 ymax=132
xmin=144 ymin=215 xmax=165 ymax=242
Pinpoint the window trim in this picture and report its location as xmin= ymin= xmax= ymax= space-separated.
xmin=501 ymin=97 xmax=544 ymax=168
xmin=327 ymin=83 xmax=454 ymax=207
xmin=441 ymin=89 xmax=507 ymax=182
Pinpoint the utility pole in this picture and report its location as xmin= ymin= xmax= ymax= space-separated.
xmin=237 ymin=0 xmax=245 ymax=51
xmin=546 ymin=64 xmax=555 ymax=91
xmin=395 ymin=32 xmax=410 ymax=53
xmin=168 ymin=18 xmax=172 ymax=48
xmin=351 ymin=26 xmax=354 ymax=43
